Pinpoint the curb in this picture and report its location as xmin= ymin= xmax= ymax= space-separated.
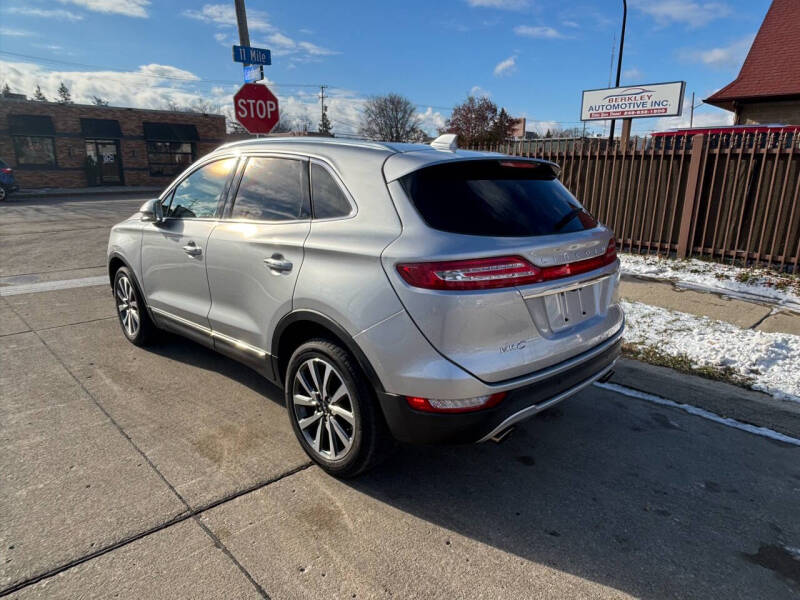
xmin=12 ymin=187 xmax=162 ymax=199
xmin=610 ymin=357 xmax=800 ymax=440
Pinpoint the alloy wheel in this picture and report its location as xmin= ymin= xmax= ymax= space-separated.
xmin=292 ymin=357 xmax=356 ymax=461
xmin=115 ymin=275 xmax=140 ymax=338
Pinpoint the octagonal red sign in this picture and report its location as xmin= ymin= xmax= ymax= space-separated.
xmin=234 ymin=83 xmax=280 ymax=134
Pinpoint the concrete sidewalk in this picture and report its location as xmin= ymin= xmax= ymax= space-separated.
xmin=619 ymin=274 xmax=800 ymax=336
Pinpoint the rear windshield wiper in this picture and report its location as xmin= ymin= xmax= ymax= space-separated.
xmin=553 ymin=207 xmax=584 ymax=232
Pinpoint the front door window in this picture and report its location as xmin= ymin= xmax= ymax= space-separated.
xmin=85 ymin=139 xmax=123 ymax=186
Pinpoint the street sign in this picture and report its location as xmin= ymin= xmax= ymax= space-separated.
xmin=232 ymin=45 xmax=271 ymax=65
xmin=243 ymin=64 xmax=263 ymax=83
xmin=234 ymin=83 xmax=280 ymax=134
xmin=580 ymin=81 xmax=685 ymax=121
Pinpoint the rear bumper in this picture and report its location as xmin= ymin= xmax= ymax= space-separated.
xmin=376 ymin=336 xmax=621 ymax=445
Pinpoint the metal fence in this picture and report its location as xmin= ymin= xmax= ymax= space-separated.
xmin=468 ymin=131 xmax=800 ymax=273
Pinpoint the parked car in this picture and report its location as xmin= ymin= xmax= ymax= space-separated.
xmin=0 ymin=159 xmax=19 ymax=201
xmin=107 ymin=135 xmax=623 ymax=477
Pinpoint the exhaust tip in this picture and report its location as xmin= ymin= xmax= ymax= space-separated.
xmin=490 ymin=427 xmax=515 ymax=444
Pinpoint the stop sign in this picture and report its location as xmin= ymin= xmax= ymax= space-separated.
xmin=234 ymin=83 xmax=280 ymax=134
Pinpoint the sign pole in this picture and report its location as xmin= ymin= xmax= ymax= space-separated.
xmin=234 ymin=0 xmax=250 ymax=47
xmin=620 ymin=118 xmax=632 ymax=148
xmin=608 ymin=0 xmax=627 ymax=143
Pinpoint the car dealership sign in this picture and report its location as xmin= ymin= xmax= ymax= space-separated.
xmin=581 ymin=81 xmax=685 ymax=121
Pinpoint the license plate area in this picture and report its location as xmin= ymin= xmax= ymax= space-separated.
xmin=542 ymin=286 xmax=596 ymax=332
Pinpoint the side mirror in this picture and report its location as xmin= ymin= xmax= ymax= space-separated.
xmin=139 ymin=198 xmax=164 ymax=224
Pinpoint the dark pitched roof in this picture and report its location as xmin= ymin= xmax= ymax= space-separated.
xmin=705 ymin=0 xmax=800 ymax=110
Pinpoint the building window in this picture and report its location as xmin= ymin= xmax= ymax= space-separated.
xmin=13 ymin=136 xmax=56 ymax=166
xmin=8 ymin=114 xmax=57 ymax=167
xmin=143 ymin=122 xmax=200 ymax=177
xmin=146 ymin=141 xmax=196 ymax=177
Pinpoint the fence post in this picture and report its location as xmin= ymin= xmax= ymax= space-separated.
xmin=676 ymin=134 xmax=705 ymax=258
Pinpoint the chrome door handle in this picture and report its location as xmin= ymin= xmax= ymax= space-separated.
xmin=182 ymin=242 xmax=202 ymax=257
xmin=264 ymin=255 xmax=293 ymax=272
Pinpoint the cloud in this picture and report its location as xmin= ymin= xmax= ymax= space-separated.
xmin=465 ymin=0 xmax=529 ymax=8
xmin=514 ymin=25 xmax=564 ymax=39
xmin=185 ymin=4 xmax=337 ymax=62
xmin=655 ymin=99 xmax=734 ymax=130
xmin=298 ymin=41 xmax=339 ymax=56
xmin=680 ymin=35 xmax=754 ymax=69
xmin=0 ymin=60 xmax=206 ymax=107
xmin=183 ymin=3 xmax=272 ymax=32
xmin=57 ymin=0 xmax=150 ymax=18
xmin=5 ymin=7 xmax=84 ymax=21
xmin=0 ymin=27 xmax=34 ymax=37
xmin=470 ymin=85 xmax=491 ymax=98
xmin=493 ymin=56 xmax=517 ymax=77
xmin=630 ymin=0 xmax=731 ymax=28
xmin=0 ymin=59 xmax=378 ymax=136
xmin=528 ymin=120 xmax=560 ymax=135
xmin=561 ymin=20 xmax=580 ymax=28
xmin=417 ymin=107 xmax=446 ymax=133
xmin=622 ymin=67 xmax=643 ymax=81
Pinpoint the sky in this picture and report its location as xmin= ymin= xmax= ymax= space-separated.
xmin=0 ymin=0 xmax=772 ymax=137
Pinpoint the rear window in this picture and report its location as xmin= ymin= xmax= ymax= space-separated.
xmin=399 ymin=160 xmax=597 ymax=237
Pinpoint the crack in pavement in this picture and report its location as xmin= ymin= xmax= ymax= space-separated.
xmin=0 ymin=301 xmax=313 ymax=599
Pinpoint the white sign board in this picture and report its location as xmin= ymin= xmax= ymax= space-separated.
xmin=581 ymin=81 xmax=685 ymax=121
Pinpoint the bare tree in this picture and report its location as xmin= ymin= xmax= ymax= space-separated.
xmin=359 ymin=93 xmax=422 ymax=142
xmin=164 ymin=99 xmax=220 ymax=114
xmin=442 ymin=96 xmax=512 ymax=146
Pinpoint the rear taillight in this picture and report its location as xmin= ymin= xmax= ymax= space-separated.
xmin=396 ymin=256 xmax=541 ymax=290
xmin=0 ymin=168 xmax=12 ymax=174
xmin=537 ymin=238 xmax=617 ymax=281
xmin=396 ymin=239 xmax=617 ymax=291
xmin=406 ymin=392 xmax=507 ymax=413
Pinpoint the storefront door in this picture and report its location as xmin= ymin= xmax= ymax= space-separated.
xmin=85 ymin=139 xmax=123 ymax=185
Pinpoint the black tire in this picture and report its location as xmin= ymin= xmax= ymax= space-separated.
xmin=112 ymin=266 xmax=157 ymax=346
xmin=285 ymin=338 xmax=393 ymax=478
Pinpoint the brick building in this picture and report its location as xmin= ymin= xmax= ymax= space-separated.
xmin=0 ymin=98 xmax=226 ymax=189
xmin=705 ymin=0 xmax=800 ymax=125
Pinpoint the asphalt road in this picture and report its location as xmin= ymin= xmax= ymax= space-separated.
xmin=1 ymin=192 xmax=798 ymax=599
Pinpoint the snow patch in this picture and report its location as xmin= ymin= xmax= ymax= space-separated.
xmin=621 ymin=300 xmax=800 ymax=402
xmin=620 ymin=254 xmax=800 ymax=310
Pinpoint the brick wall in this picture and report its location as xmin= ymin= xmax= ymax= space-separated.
xmin=0 ymin=99 xmax=226 ymax=189
xmin=735 ymin=99 xmax=800 ymax=126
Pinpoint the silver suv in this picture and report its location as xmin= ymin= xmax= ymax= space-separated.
xmin=107 ymin=135 xmax=623 ymax=477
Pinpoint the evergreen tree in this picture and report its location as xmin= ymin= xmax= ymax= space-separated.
xmin=92 ymin=96 xmax=109 ymax=106
xmin=33 ymin=85 xmax=47 ymax=102
xmin=319 ymin=104 xmax=333 ymax=136
xmin=1 ymin=83 xmax=11 ymax=97
xmin=57 ymin=81 xmax=72 ymax=104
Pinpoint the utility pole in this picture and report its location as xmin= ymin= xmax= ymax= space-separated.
xmin=234 ymin=0 xmax=250 ymax=47
xmin=320 ymin=84 xmax=327 ymax=129
xmin=608 ymin=0 xmax=627 ymax=144
xmin=690 ymin=91 xmax=695 ymax=128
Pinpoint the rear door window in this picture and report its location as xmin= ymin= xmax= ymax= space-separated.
xmin=399 ymin=160 xmax=597 ymax=237
xmin=230 ymin=157 xmax=310 ymax=221
xmin=310 ymin=163 xmax=352 ymax=219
